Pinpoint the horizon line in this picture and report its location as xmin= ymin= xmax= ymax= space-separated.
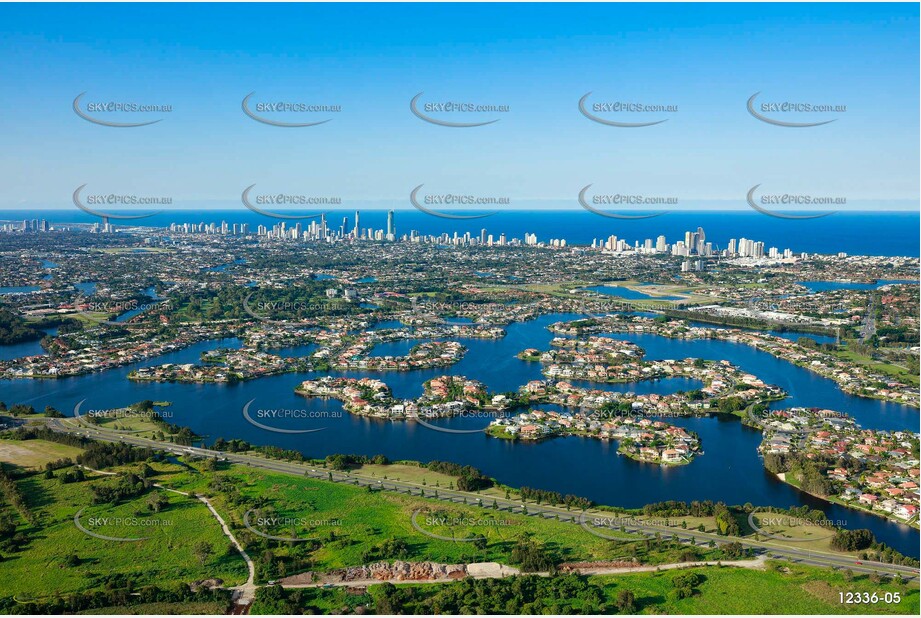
xmin=2 ymin=207 xmax=919 ymax=213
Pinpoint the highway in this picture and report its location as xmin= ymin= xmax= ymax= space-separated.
xmin=43 ymin=418 xmax=919 ymax=582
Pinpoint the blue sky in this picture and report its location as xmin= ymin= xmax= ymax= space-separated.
xmin=0 ymin=2 xmax=917 ymax=210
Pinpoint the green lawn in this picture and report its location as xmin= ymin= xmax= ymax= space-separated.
xmin=152 ymin=461 xmax=726 ymax=582
xmin=830 ymin=348 xmax=920 ymax=387
xmin=78 ymin=601 xmax=229 ymax=615
xmin=60 ymin=410 xmax=170 ymax=440
xmin=354 ymin=462 xmax=461 ymax=487
xmin=0 ymin=463 xmax=248 ymax=601
xmin=596 ymin=562 xmax=919 ymax=614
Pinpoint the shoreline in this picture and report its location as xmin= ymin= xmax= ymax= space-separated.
xmin=770 ymin=471 xmax=920 ymax=531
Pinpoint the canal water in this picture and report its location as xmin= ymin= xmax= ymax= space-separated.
xmin=0 ymin=313 xmax=917 ymax=555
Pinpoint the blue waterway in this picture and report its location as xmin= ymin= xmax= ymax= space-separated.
xmin=74 ymin=282 xmax=97 ymax=296
xmin=6 ymin=210 xmax=919 ymax=257
xmin=0 ymin=314 xmax=916 ymax=555
xmin=369 ymin=320 xmax=404 ymax=330
xmin=587 ymin=285 xmax=684 ymax=301
xmin=0 ymin=328 xmax=57 ymax=361
xmin=798 ymin=280 xmax=918 ymax=293
xmin=0 ymin=286 xmax=39 ymax=295
xmin=596 ymin=331 xmax=914 ymax=431
xmin=201 ymin=258 xmax=246 ymax=273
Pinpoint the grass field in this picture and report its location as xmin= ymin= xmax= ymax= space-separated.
xmin=746 ymin=512 xmax=840 ymax=552
xmin=830 ymin=348 xmax=920 ymax=388
xmin=146 ymin=450 xmax=893 ymax=561
xmin=356 ymin=462 xmax=463 ymax=487
xmin=1 ymin=439 xmax=917 ymax=614
xmin=78 ymin=601 xmax=230 ymax=614
xmin=503 ymin=280 xmax=716 ymax=309
xmin=352 ymin=464 xmax=865 ymax=557
xmin=149 ymin=460 xmax=727 ymax=581
xmin=62 ymin=412 xmax=162 ymax=439
xmin=0 ymin=454 xmax=247 ymax=601
xmin=594 ymin=562 xmax=919 ymax=614
xmin=0 ymin=439 xmax=84 ymax=469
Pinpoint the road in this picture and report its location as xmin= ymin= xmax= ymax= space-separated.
xmin=860 ymin=294 xmax=878 ymax=342
xmin=282 ymin=557 xmax=768 ymax=589
xmin=43 ymin=418 xmax=919 ymax=583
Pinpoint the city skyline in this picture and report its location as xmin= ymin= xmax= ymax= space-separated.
xmin=1 ymin=212 xmax=836 ymax=264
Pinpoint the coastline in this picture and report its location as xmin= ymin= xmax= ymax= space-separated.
xmin=769 ymin=471 xmax=920 ymax=531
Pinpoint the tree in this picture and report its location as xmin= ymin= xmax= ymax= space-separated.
xmin=615 ymin=590 xmax=636 ymax=613
xmin=672 ymin=572 xmax=702 ymax=589
xmin=510 ymin=536 xmax=554 ymax=572
xmin=374 ymin=582 xmax=399 ymax=614
xmin=721 ymin=541 xmax=744 ymax=559
xmin=713 ymin=503 xmax=741 ymax=536
xmin=831 ymin=529 xmax=874 ymax=552
xmin=193 ymin=541 xmax=214 ymax=565
xmin=147 ymin=491 xmax=168 ymax=513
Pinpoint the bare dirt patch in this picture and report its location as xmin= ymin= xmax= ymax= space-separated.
xmin=801 ymin=580 xmax=840 ymax=604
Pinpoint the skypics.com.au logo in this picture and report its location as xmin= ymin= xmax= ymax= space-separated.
xmin=410 ymin=508 xmax=517 ymax=542
xmin=243 ymin=509 xmax=342 ymax=542
xmin=73 ymin=297 xmax=172 ymax=325
xmin=242 ymin=294 xmax=350 ymax=326
xmin=73 ymin=184 xmax=168 ymax=221
xmin=578 ymin=184 xmax=673 ymax=219
xmin=747 ymin=92 xmax=845 ymax=127
xmin=410 ymin=92 xmax=509 ymax=127
xmin=242 ymin=92 xmax=341 ymax=127
xmin=579 ymin=93 xmax=676 ymax=127
xmin=73 ymin=92 xmax=172 ymax=127
xmin=241 ymin=184 xmax=338 ymax=220
xmin=746 ymin=184 xmax=842 ymax=219
xmin=74 ymin=507 xmax=172 ymax=542
xmin=411 ymin=409 xmax=507 ymax=435
xmin=241 ymin=399 xmax=341 ymax=434
xmin=410 ymin=185 xmax=506 ymax=219
xmin=747 ymin=510 xmax=839 ymax=542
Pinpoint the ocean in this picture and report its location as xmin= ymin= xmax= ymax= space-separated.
xmin=3 ymin=210 xmax=919 ymax=257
